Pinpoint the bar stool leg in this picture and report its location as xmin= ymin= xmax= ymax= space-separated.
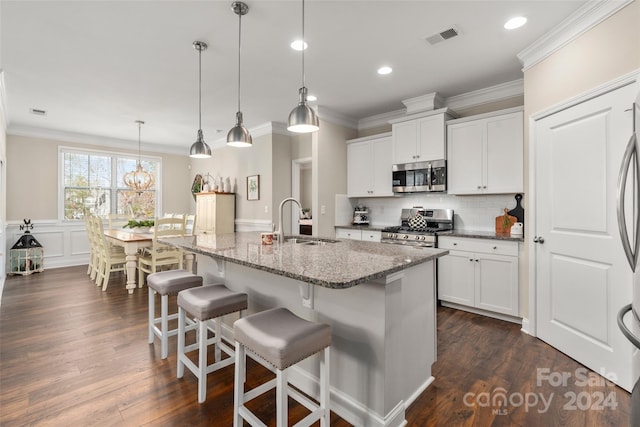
xmin=198 ymin=319 xmax=208 ymax=403
xmin=233 ymin=342 xmax=245 ymax=427
xmin=148 ymin=289 xmax=155 ymax=344
xmin=161 ymin=294 xmax=169 ymax=359
xmin=177 ymin=306 xmax=186 ymax=378
xmin=276 ymin=369 xmax=288 ymax=427
xmin=321 ymin=347 xmax=330 ymax=427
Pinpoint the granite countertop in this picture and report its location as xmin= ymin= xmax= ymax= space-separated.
xmin=160 ymin=232 xmax=448 ymax=289
xmin=445 ymin=230 xmax=525 ymax=242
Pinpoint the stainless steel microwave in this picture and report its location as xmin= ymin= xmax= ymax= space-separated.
xmin=392 ymin=160 xmax=446 ymax=193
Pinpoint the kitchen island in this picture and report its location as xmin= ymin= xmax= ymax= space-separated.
xmin=161 ymin=232 xmax=448 ymax=427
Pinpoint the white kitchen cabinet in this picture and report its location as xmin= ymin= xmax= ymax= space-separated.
xmin=347 ymin=133 xmax=393 ymax=197
xmin=390 ymin=109 xmax=453 ymax=164
xmin=447 ymin=108 xmax=523 ymax=195
xmin=335 ymin=228 xmax=381 ymax=242
xmin=195 ymin=192 xmax=235 ymax=234
xmin=438 ymin=236 xmax=519 ymax=318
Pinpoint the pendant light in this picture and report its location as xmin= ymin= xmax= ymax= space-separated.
xmin=227 ymin=1 xmax=252 ymax=147
xmin=123 ymin=120 xmax=155 ymax=194
xmin=189 ymin=41 xmax=212 ymax=158
xmin=287 ymin=0 xmax=319 ymax=133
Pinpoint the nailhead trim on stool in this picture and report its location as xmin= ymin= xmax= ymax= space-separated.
xmin=147 ymin=270 xmax=203 ymax=359
xmin=233 ymin=307 xmax=331 ymax=427
xmin=177 ymin=284 xmax=248 ymax=403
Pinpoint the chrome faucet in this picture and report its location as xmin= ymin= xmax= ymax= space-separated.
xmin=276 ymin=197 xmax=302 ymax=242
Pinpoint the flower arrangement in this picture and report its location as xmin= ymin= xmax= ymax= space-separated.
xmin=123 ymin=219 xmax=155 ymax=229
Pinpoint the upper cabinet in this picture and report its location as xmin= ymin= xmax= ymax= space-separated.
xmin=447 ymin=108 xmax=524 ymax=195
xmin=347 ymin=133 xmax=393 ymax=198
xmin=390 ymin=108 xmax=455 ymax=164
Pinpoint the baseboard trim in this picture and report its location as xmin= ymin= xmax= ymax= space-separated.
xmin=440 ymin=301 xmax=522 ymax=324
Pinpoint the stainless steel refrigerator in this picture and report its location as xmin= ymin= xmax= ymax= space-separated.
xmin=617 ymin=79 xmax=640 ymax=426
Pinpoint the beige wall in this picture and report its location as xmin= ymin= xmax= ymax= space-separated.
xmin=313 ymin=120 xmax=356 ymax=237
xmin=300 ymin=167 xmax=312 ymax=210
xmin=6 ymin=134 xmax=192 ymax=221
xmin=191 ymin=133 xmax=283 ymax=223
xmin=522 ymin=0 xmax=640 ymax=318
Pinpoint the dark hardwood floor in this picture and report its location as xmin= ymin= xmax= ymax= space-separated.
xmin=0 ymin=266 xmax=631 ymax=426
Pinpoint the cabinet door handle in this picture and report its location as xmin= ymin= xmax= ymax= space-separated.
xmin=483 ymin=186 xmax=487 ymax=189
xmin=469 ymin=258 xmax=474 ymax=262
xmin=477 ymin=185 xmax=481 ymax=189
xmin=533 ymin=236 xmax=545 ymax=244
xmin=453 ymin=242 xmax=457 ymax=246
xmin=475 ymin=259 xmax=479 ymax=262
xmin=493 ymin=246 xmax=497 ymax=249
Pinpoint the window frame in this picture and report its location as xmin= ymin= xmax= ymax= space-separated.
xmin=58 ymin=145 xmax=163 ymax=221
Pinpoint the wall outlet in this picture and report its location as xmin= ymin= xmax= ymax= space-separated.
xmin=321 ymin=205 xmax=326 ymax=215
xmin=264 ymin=205 xmax=269 ymax=213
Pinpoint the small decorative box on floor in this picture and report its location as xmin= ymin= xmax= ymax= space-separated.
xmin=9 ymin=219 xmax=44 ymax=276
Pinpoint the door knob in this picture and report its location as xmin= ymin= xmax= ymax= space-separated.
xmin=533 ymin=236 xmax=545 ymax=244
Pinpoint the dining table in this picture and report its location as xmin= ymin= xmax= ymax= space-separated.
xmin=103 ymin=229 xmax=194 ymax=294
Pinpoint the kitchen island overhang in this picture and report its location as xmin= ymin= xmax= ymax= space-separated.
xmin=161 ymin=233 xmax=448 ymax=427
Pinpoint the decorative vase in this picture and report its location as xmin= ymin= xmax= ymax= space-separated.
xmin=224 ymin=177 xmax=231 ymax=193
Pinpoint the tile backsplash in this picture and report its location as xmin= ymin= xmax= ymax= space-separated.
xmin=341 ymin=193 xmax=524 ymax=232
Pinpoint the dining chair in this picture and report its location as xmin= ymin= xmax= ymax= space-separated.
xmin=85 ymin=214 xmax=99 ymax=280
xmin=138 ymin=216 xmax=186 ymax=288
xmin=94 ymin=215 xmax=128 ymax=291
xmin=108 ymin=213 xmax=132 ymax=229
xmin=185 ymin=214 xmax=196 ymax=235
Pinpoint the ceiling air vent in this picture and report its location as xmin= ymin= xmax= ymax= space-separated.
xmin=29 ymin=108 xmax=47 ymax=116
xmin=424 ymin=26 xmax=460 ymax=46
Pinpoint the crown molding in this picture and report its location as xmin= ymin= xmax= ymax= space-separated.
xmin=517 ymin=0 xmax=633 ymax=71
xmin=444 ymin=79 xmax=524 ymax=111
xmin=357 ymin=79 xmax=524 ymax=131
xmin=402 ymin=92 xmax=445 ymax=114
xmin=7 ymin=123 xmax=187 ymax=156
xmin=317 ymin=105 xmax=359 ymax=130
xmin=357 ymin=108 xmax=406 ymax=131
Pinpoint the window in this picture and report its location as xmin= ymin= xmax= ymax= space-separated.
xmin=60 ymin=147 xmax=161 ymax=220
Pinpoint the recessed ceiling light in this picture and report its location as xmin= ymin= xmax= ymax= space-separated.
xmin=290 ymin=39 xmax=308 ymax=51
xmin=307 ymin=94 xmax=317 ymax=102
xmin=377 ymin=66 xmax=393 ymax=75
xmin=504 ymin=16 xmax=527 ymax=30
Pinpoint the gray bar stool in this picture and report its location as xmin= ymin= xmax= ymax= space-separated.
xmin=147 ymin=270 xmax=203 ymax=359
xmin=177 ymin=284 xmax=248 ymax=403
xmin=233 ymin=307 xmax=331 ymax=427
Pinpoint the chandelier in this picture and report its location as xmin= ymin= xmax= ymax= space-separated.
xmin=123 ymin=120 xmax=154 ymax=194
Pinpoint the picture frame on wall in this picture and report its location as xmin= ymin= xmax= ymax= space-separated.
xmin=247 ymin=175 xmax=260 ymax=200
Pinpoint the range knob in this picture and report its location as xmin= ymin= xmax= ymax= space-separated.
xmin=403 ymin=235 xmax=409 ymax=240
xmin=415 ymin=235 xmax=420 ymax=240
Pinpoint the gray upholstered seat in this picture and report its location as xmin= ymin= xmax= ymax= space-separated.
xmin=233 ymin=307 xmax=332 ymax=427
xmin=234 ymin=307 xmax=331 ymax=370
xmin=177 ymin=284 xmax=248 ymax=403
xmin=178 ymin=284 xmax=248 ymax=321
xmin=147 ymin=270 xmax=203 ymax=359
xmin=148 ymin=269 xmax=203 ymax=295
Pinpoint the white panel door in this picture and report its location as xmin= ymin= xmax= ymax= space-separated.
xmin=535 ymin=82 xmax=636 ymax=391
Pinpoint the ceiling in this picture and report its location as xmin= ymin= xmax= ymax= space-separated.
xmin=1 ymin=0 xmax=586 ymax=153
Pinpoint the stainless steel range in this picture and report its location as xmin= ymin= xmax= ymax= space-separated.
xmin=381 ymin=208 xmax=454 ymax=248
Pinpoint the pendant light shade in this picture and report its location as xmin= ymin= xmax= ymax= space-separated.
xmin=189 ymin=41 xmax=212 ymax=158
xmin=227 ymin=1 xmax=252 ymax=148
xmin=123 ymin=120 xmax=155 ymax=194
xmin=287 ymin=0 xmax=319 ymax=133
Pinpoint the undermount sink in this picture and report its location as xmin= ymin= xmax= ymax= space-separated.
xmin=284 ymin=237 xmax=337 ymax=246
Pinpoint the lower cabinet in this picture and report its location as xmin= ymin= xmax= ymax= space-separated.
xmin=438 ymin=236 xmax=519 ymax=317
xmin=335 ymin=228 xmax=381 ymax=242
